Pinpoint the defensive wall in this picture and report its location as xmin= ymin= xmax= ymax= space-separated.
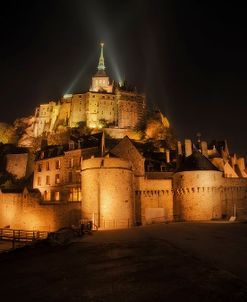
xmin=173 ymin=170 xmax=223 ymax=221
xmin=221 ymin=177 xmax=247 ymax=220
xmin=0 ymin=189 xmax=81 ymax=231
xmin=81 ymin=157 xmax=134 ymax=229
xmin=135 ymin=177 xmax=173 ymax=224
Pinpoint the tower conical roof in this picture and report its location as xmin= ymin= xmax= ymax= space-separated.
xmin=176 ymin=150 xmax=219 ymax=172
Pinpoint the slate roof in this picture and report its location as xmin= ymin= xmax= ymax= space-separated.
xmin=176 ymin=150 xmax=219 ymax=172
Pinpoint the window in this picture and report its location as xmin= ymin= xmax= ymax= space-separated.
xmin=69 ymin=141 xmax=75 ymax=150
xmin=37 ymin=163 xmax=42 ymax=172
xmin=54 ymin=191 xmax=60 ymax=201
xmin=37 ymin=177 xmax=41 ymax=186
xmin=68 ymin=187 xmax=81 ymax=201
xmin=44 ymin=190 xmax=51 ymax=201
xmin=46 ymin=161 xmax=50 ymax=170
xmin=76 ymin=173 xmax=81 ymax=183
xmin=68 ymin=171 xmax=73 ymax=183
xmin=69 ymin=158 xmax=74 ymax=168
xmin=55 ymin=174 xmax=60 ymax=184
xmin=46 ymin=175 xmax=50 ymax=185
xmin=55 ymin=160 xmax=60 ymax=169
xmin=74 ymin=158 xmax=80 ymax=168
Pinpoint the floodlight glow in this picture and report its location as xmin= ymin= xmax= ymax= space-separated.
xmin=63 ymin=94 xmax=73 ymax=99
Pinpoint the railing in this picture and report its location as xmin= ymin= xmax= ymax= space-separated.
xmin=102 ymin=219 xmax=130 ymax=229
xmin=0 ymin=228 xmax=49 ymax=243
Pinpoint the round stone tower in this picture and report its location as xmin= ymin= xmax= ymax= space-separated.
xmin=173 ymin=151 xmax=223 ymax=221
xmin=81 ymin=157 xmax=134 ymax=229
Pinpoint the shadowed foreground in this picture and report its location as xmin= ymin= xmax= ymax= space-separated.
xmin=1 ymin=223 xmax=247 ymax=301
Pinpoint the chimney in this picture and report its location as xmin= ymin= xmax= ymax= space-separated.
xmin=237 ymin=157 xmax=245 ymax=172
xmin=166 ymin=150 xmax=170 ymax=163
xmin=200 ymin=141 xmax=208 ymax=158
xmin=231 ymin=153 xmax=237 ymax=169
xmin=177 ymin=141 xmax=182 ymax=155
xmin=185 ymin=139 xmax=192 ymax=157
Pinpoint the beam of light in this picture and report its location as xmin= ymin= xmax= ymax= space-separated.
xmin=64 ymin=53 xmax=95 ymax=94
xmin=105 ymin=48 xmax=123 ymax=84
xmin=80 ymin=3 xmax=123 ymax=84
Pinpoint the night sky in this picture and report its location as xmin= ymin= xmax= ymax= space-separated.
xmin=0 ymin=1 xmax=247 ymax=156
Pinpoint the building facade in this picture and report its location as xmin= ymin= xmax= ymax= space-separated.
xmin=33 ymin=44 xmax=145 ymax=136
xmin=0 ymin=135 xmax=247 ymax=231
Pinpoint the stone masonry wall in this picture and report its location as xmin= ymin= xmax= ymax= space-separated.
xmin=135 ymin=177 xmax=173 ymax=224
xmin=0 ymin=190 xmax=81 ymax=231
xmin=81 ymin=157 xmax=134 ymax=229
xmin=173 ymin=171 xmax=223 ymax=221
xmin=221 ymin=178 xmax=247 ymax=220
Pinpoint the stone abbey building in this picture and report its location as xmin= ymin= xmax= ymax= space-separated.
xmin=33 ymin=43 xmax=145 ymax=137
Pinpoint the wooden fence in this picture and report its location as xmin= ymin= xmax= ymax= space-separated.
xmin=0 ymin=228 xmax=49 ymax=246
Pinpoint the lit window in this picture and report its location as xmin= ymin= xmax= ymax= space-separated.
xmin=44 ymin=190 xmax=51 ymax=201
xmin=68 ymin=187 xmax=81 ymax=201
xmin=37 ymin=177 xmax=41 ymax=186
xmin=46 ymin=161 xmax=49 ymax=170
xmin=55 ymin=174 xmax=60 ymax=184
xmin=54 ymin=191 xmax=60 ymax=201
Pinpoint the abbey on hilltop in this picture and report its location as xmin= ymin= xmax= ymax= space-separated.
xmin=0 ymin=44 xmax=247 ymax=232
xmin=33 ymin=43 xmax=146 ymax=137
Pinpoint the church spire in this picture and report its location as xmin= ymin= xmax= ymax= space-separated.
xmin=97 ymin=42 xmax=105 ymax=71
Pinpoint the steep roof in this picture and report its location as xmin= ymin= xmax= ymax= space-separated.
xmin=176 ymin=150 xmax=219 ymax=172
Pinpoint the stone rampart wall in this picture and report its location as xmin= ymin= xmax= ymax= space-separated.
xmin=173 ymin=171 xmax=223 ymax=220
xmin=81 ymin=157 xmax=134 ymax=229
xmin=135 ymin=177 xmax=173 ymax=224
xmin=0 ymin=191 xmax=81 ymax=231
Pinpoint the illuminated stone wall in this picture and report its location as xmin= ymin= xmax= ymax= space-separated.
xmin=33 ymin=155 xmax=64 ymax=201
xmin=86 ymin=92 xmax=117 ymax=128
xmin=221 ymin=178 xmax=247 ymax=220
xmin=33 ymin=90 xmax=145 ymax=136
xmin=135 ymin=177 xmax=173 ymax=225
xmin=173 ymin=171 xmax=223 ymax=221
xmin=81 ymin=157 xmax=134 ymax=229
xmin=117 ymin=91 xmax=145 ymax=129
xmin=69 ymin=94 xmax=87 ymax=127
xmin=0 ymin=189 xmax=81 ymax=231
xmin=33 ymin=101 xmax=58 ymax=136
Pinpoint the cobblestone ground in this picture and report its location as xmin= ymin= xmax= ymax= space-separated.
xmin=1 ymin=222 xmax=247 ymax=302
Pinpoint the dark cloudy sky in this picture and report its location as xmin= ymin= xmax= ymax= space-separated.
xmin=0 ymin=0 xmax=247 ymax=156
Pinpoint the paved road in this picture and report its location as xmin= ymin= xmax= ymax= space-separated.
xmin=87 ymin=222 xmax=247 ymax=282
xmin=1 ymin=222 xmax=247 ymax=302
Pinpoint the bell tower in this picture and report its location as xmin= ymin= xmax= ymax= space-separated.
xmin=90 ymin=43 xmax=113 ymax=93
